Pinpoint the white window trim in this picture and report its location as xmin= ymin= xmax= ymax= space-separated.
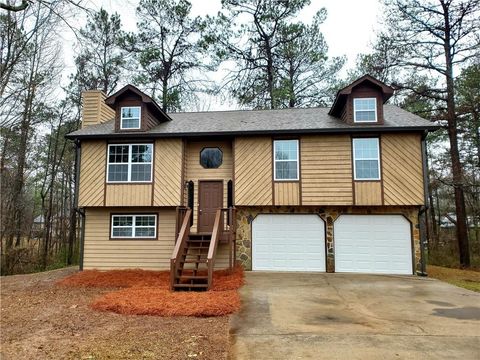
xmin=273 ymin=139 xmax=300 ymax=181
xmin=352 ymin=138 xmax=381 ymax=181
xmin=106 ymin=144 xmax=153 ymax=183
xmin=120 ymin=106 xmax=141 ymax=130
xmin=353 ymin=98 xmax=377 ymax=123
xmin=111 ymin=214 xmax=157 ymax=239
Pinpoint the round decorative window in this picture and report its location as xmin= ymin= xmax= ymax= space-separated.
xmin=200 ymin=147 xmax=223 ymax=168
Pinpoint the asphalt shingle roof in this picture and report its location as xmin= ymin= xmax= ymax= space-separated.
xmin=66 ymin=105 xmax=439 ymax=139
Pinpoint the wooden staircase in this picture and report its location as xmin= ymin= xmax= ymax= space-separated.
xmin=170 ymin=207 xmax=236 ymax=291
xmin=172 ymin=234 xmax=211 ymax=291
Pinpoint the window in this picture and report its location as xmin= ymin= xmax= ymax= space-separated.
xmin=353 ymin=98 xmax=377 ymax=122
xmin=111 ymin=214 xmax=157 ymax=239
xmin=107 ymin=144 xmax=153 ymax=182
xmin=200 ymin=147 xmax=223 ymax=168
xmin=353 ymin=138 xmax=380 ymax=180
xmin=120 ymin=106 xmax=141 ymax=129
xmin=274 ymin=140 xmax=299 ymax=181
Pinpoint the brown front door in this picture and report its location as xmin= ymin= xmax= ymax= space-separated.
xmin=198 ymin=181 xmax=223 ymax=233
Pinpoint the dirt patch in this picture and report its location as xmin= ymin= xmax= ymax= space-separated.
xmin=427 ymin=265 xmax=480 ymax=292
xmin=1 ymin=267 xmax=230 ymax=359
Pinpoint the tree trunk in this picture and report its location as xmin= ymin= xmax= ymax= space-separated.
xmin=428 ymin=180 xmax=438 ymax=248
xmin=265 ymin=38 xmax=275 ymax=109
xmin=443 ymin=9 xmax=470 ymax=267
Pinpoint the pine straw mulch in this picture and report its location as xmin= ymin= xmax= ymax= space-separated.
xmin=56 ymin=266 xmax=244 ymax=317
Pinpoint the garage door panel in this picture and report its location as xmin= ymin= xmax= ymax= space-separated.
xmin=253 ymin=214 xmax=325 ymax=272
xmin=334 ymin=215 xmax=412 ymax=275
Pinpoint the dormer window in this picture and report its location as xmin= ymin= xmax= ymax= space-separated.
xmin=353 ymin=98 xmax=377 ymax=122
xmin=120 ymin=106 xmax=141 ymax=129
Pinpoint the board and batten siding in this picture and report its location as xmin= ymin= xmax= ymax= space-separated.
xmin=234 ymin=137 xmax=273 ymax=206
xmin=354 ymin=182 xmax=382 ymax=205
xmin=83 ymin=208 xmax=176 ymax=270
xmin=153 ymin=138 xmax=183 ymax=206
xmin=185 ymin=140 xmax=233 ymax=232
xmin=78 ymin=141 xmax=106 ymax=207
xmin=274 ymin=182 xmax=300 ymax=205
xmin=301 ymin=135 xmax=353 ymax=205
xmin=382 ymin=133 xmax=424 ymax=205
xmin=105 ymin=184 xmax=152 ymax=206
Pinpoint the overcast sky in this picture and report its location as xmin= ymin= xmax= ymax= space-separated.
xmin=62 ymin=0 xmax=382 ymax=110
xmin=95 ymin=0 xmax=381 ymax=64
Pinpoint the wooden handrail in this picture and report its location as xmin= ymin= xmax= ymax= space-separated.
xmin=207 ymin=209 xmax=223 ymax=290
xmin=170 ymin=208 xmax=192 ymax=290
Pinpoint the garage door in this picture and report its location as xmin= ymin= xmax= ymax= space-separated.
xmin=252 ymin=214 xmax=325 ymax=271
xmin=334 ymin=215 xmax=412 ymax=275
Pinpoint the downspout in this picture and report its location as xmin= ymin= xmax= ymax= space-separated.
xmin=418 ymin=131 xmax=429 ymax=276
xmin=73 ymin=139 xmax=85 ymax=271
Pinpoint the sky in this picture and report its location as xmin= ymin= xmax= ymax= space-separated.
xmin=62 ymin=0 xmax=382 ymax=110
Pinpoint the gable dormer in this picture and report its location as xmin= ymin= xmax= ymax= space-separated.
xmin=105 ymin=85 xmax=171 ymax=132
xmin=329 ymin=75 xmax=394 ymax=125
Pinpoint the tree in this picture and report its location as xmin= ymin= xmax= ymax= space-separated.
xmin=127 ymin=0 xmax=211 ymax=112
xmin=377 ymin=0 xmax=480 ymax=267
xmin=210 ymin=0 xmax=311 ymax=109
xmin=275 ymin=10 xmax=345 ymax=107
xmin=0 ymin=2 xmax=63 ymax=273
xmin=69 ymin=8 xmax=126 ymax=96
xmin=456 ymin=63 xmax=480 ymax=242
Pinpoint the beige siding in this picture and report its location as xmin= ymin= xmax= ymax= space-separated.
xmin=301 ymin=135 xmax=353 ymax=205
xmin=274 ymin=182 xmax=300 ymax=205
xmin=153 ymin=138 xmax=183 ymax=206
xmin=79 ymin=141 xmax=106 ymax=207
xmin=83 ymin=208 xmax=176 ymax=270
xmin=355 ymin=182 xmax=382 ymax=205
xmin=82 ymin=90 xmax=114 ymax=128
xmin=382 ymin=134 xmax=424 ymax=205
xmin=185 ymin=140 xmax=233 ymax=232
xmin=234 ymin=137 xmax=273 ymax=206
xmin=105 ymin=184 xmax=152 ymax=206
xmin=214 ymin=243 xmax=232 ymax=269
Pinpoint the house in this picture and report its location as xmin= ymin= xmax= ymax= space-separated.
xmin=66 ymin=75 xmax=439 ymax=290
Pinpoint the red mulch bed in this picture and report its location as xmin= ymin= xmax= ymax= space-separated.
xmin=91 ymin=288 xmax=240 ymax=317
xmin=57 ymin=266 xmax=244 ymax=317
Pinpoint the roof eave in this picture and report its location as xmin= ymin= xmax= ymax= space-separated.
xmin=65 ymin=125 xmax=442 ymax=140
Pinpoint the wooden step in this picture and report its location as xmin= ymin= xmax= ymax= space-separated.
xmin=173 ymin=283 xmax=208 ymax=289
xmin=178 ymin=275 xmax=208 ymax=280
xmin=182 ymin=259 xmax=208 ymax=264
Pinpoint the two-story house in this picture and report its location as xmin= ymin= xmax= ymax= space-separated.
xmin=66 ymin=75 xmax=438 ymax=290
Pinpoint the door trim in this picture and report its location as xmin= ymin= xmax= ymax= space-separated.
xmin=197 ymin=180 xmax=224 ymax=233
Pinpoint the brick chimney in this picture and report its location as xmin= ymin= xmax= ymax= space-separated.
xmin=81 ymin=90 xmax=115 ymax=128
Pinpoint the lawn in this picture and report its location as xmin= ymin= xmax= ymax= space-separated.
xmin=427 ymin=265 xmax=480 ymax=292
xmin=0 ymin=267 xmax=241 ymax=359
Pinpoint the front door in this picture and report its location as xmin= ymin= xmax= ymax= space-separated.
xmin=198 ymin=181 xmax=223 ymax=233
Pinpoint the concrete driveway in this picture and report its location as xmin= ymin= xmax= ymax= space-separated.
xmin=230 ymin=272 xmax=480 ymax=360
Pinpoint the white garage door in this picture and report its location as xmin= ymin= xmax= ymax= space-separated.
xmin=334 ymin=215 xmax=413 ymax=275
xmin=252 ymin=214 xmax=325 ymax=271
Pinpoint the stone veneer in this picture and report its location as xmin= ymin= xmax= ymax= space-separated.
xmin=235 ymin=206 xmax=421 ymax=273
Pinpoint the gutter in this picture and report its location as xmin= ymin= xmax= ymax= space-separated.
xmin=65 ymin=125 xmax=442 ymax=140
xmin=417 ymin=131 xmax=430 ymax=276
